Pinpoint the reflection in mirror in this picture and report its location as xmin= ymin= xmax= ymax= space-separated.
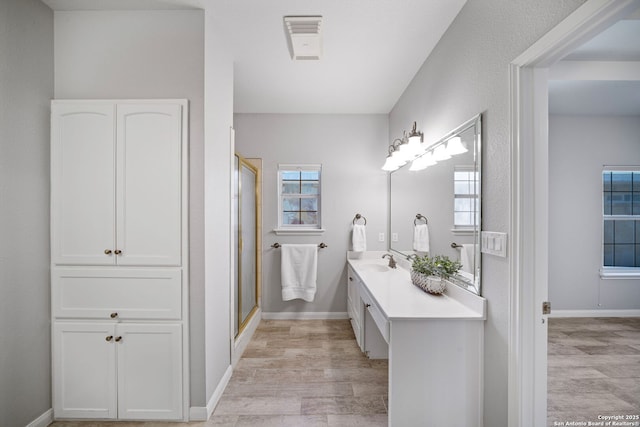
xmin=389 ymin=114 xmax=482 ymax=295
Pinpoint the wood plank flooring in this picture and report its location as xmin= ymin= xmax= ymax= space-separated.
xmin=209 ymin=319 xmax=388 ymax=426
xmin=547 ymin=317 xmax=640 ymax=426
xmin=49 ymin=319 xmax=388 ymax=427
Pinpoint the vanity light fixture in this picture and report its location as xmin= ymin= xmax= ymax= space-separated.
xmin=381 ymin=121 xmax=469 ymax=172
xmin=381 ymin=122 xmax=425 ymax=171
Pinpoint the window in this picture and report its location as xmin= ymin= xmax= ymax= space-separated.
xmin=276 ymin=164 xmax=322 ymax=234
xmin=454 ymin=166 xmax=479 ymax=231
xmin=602 ymin=169 xmax=640 ymax=276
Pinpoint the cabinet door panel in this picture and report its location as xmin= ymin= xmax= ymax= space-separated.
xmin=52 ymin=268 xmax=182 ymax=320
xmin=51 ymin=104 xmax=116 ymax=265
xmin=116 ymin=104 xmax=183 ymax=266
xmin=53 ymin=323 xmax=117 ymax=419
xmin=117 ymin=323 xmax=183 ymax=420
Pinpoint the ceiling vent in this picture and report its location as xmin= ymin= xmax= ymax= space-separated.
xmin=284 ymin=16 xmax=323 ymax=60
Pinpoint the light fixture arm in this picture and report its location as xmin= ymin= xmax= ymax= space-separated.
xmin=407 ymin=121 xmax=423 ymax=142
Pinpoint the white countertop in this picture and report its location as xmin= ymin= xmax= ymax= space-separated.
xmin=347 ymin=251 xmax=486 ymax=321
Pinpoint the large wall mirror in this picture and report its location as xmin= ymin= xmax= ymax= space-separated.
xmin=389 ymin=114 xmax=482 ymax=295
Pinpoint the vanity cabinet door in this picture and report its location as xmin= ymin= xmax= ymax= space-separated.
xmin=51 ymin=103 xmax=116 ymax=266
xmin=115 ymin=104 xmax=183 ymax=267
xmin=347 ymin=266 xmax=364 ymax=350
xmin=53 ymin=322 xmax=117 ymax=419
xmin=117 ymin=323 xmax=183 ymax=420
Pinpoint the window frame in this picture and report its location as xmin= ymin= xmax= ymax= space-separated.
xmin=600 ymin=166 xmax=640 ymax=278
xmin=274 ymin=164 xmax=324 ymax=235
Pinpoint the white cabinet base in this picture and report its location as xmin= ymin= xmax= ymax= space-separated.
xmin=389 ymin=319 xmax=483 ymax=426
xmin=53 ymin=322 xmax=183 ymax=421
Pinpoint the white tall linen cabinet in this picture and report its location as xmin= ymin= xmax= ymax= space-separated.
xmin=50 ymin=100 xmax=189 ymax=421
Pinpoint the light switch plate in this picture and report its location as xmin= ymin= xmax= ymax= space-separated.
xmin=481 ymin=231 xmax=507 ymax=257
xmin=378 ymin=233 xmax=385 ymax=242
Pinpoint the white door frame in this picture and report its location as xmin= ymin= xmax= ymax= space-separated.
xmin=507 ymin=0 xmax=640 ymax=426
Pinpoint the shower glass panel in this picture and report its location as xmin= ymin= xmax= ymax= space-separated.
xmin=234 ymin=154 xmax=259 ymax=338
xmin=240 ymin=162 xmax=258 ymax=325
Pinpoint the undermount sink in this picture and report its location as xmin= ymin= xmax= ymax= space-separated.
xmin=358 ymin=263 xmax=390 ymax=272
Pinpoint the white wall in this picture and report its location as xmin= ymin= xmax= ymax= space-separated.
xmin=388 ymin=0 xmax=586 ymax=425
xmin=203 ymin=6 xmax=234 ymax=409
xmin=53 ymin=9 xmax=209 ymax=407
xmin=549 ymin=115 xmax=640 ymax=310
xmin=234 ymin=114 xmax=388 ymax=315
xmin=0 ymin=1 xmax=54 ymax=426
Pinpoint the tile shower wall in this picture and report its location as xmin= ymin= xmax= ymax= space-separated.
xmin=234 ymin=114 xmax=388 ymax=316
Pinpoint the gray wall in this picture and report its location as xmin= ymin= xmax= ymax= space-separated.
xmin=203 ymin=6 xmax=234 ymax=407
xmin=549 ymin=115 xmax=640 ymax=310
xmin=234 ymin=114 xmax=389 ymax=315
xmin=0 ymin=0 xmax=54 ymax=426
xmin=53 ymin=10 xmax=208 ymax=407
xmin=388 ymin=0 xmax=586 ymax=425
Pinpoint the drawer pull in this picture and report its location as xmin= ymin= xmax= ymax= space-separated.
xmin=105 ymin=335 xmax=113 ymax=342
xmin=110 ymin=312 xmax=118 ymax=318
xmin=349 ymin=277 xmax=353 ymax=281
xmin=115 ymin=336 xmax=123 ymax=342
xmin=114 ymin=249 xmax=122 ymax=255
xmin=104 ymin=249 xmax=112 ymax=255
xmin=365 ymin=304 xmax=371 ymax=308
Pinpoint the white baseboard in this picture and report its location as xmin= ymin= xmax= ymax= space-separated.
xmin=26 ymin=409 xmax=53 ymax=427
xmin=233 ymin=308 xmax=261 ymax=367
xmin=189 ymin=364 xmax=233 ymax=421
xmin=549 ymin=309 xmax=640 ymax=318
xmin=262 ymin=311 xmax=348 ymax=320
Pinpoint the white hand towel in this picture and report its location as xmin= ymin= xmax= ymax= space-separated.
xmin=281 ymin=244 xmax=318 ymax=302
xmin=460 ymin=244 xmax=475 ymax=274
xmin=413 ymin=223 xmax=430 ymax=252
xmin=352 ymin=224 xmax=367 ymax=252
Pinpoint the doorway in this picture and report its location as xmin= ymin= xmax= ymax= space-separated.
xmin=509 ymin=0 xmax=640 ymax=425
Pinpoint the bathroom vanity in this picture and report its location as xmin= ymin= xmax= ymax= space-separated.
xmin=347 ymin=251 xmax=486 ymax=427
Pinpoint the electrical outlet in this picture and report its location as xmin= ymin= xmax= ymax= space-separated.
xmin=378 ymin=232 xmax=385 ymax=242
xmin=392 ymin=233 xmax=398 ymax=242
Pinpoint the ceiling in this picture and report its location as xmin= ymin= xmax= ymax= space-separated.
xmin=549 ymin=10 xmax=640 ymax=116
xmin=42 ymin=0 xmax=467 ymax=114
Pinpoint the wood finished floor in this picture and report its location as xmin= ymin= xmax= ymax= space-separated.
xmin=547 ymin=317 xmax=640 ymax=426
xmin=50 ymin=319 xmax=388 ymax=427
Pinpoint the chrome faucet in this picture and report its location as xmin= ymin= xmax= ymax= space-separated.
xmin=382 ymin=253 xmax=397 ymax=268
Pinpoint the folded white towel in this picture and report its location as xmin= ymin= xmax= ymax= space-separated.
xmin=281 ymin=244 xmax=318 ymax=302
xmin=460 ymin=243 xmax=475 ymax=274
xmin=413 ymin=223 xmax=430 ymax=252
xmin=352 ymin=224 xmax=367 ymax=252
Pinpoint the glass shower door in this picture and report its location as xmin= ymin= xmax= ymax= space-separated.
xmin=234 ymin=155 xmax=259 ymax=337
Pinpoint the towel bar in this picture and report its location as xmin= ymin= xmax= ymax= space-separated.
xmin=352 ymin=213 xmax=367 ymax=225
xmin=271 ymin=242 xmax=327 ymax=249
xmin=414 ymin=213 xmax=428 ymax=225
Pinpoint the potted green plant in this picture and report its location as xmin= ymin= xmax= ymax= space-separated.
xmin=410 ymin=254 xmax=462 ymax=294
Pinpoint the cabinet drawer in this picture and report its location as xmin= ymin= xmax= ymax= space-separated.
xmin=360 ymin=285 xmax=389 ymax=344
xmin=53 ymin=269 xmax=182 ymax=320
